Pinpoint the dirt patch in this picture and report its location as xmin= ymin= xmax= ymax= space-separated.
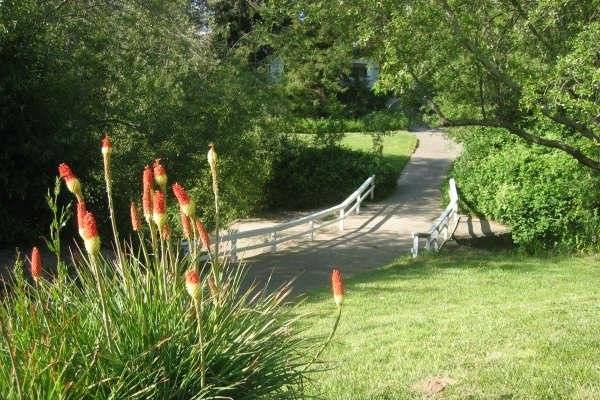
xmin=411 ymin=375 xmax=456 ymax=397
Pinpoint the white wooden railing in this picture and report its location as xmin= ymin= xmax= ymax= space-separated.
xmin=214 ymin=176 xmax=376 ymax=262
xmin=411 ymin=179 xmax=459 ymax=257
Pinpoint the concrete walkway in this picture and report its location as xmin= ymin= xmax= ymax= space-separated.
xmin=235 ymin=130 xmax=462 ymax=294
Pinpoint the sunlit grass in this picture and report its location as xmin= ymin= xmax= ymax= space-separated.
xmin=341 ymin=131 xmax=417 ymax=172
xmin=302 ymin=249 xmax=600 ymax=399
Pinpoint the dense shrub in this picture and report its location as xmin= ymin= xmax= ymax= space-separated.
xmin=450 ymin=127 xmax=600 ymax=251
xmin=0 ymin=143 xmax=341 ymax=399
xmin=264 ymin=138 xmax=397 ymax=210
xmin=285 ymin=111 xmax=409 ymax=136
xmin=0 ymin=0 xmax=282 ymax=245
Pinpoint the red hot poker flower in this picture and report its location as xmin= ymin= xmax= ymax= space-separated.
xmin=83 ymin=211 xmax=100 ymax=255
xmin=331 ymin=267 xmax=345 ymax=307
xmin=172 ymin=182 xmax=195 ymax=217
xmin=83 ymin=211 xmax=99 ymax=239
xmin=130 ymin=202 xmax=141 ymax=231
xmin=195 ymin=219 xmax=211 ymax=251
xmin=185 ymin=270 xmax=201 ymax=300
xmin=180 ymin=209 xmax=191 ymax=239
xmin=58 ymin=163 xmax=74 ymax=179
xmin=76 ymin=201 xmax=87 ymax=238
xmin=153 ymin=159 xmax=167 ymax=192
xmin=142 ymin=166 xmax=154 ymax=223
xmin=58 ymin=163 xmax=84 ymax=201
xmin=161 ymin=223 xmax=171 ymax=240
xmin=101 ymin=135 xmax=112 ymax=157
xmin=152 ymin=190 xmax=166 ymax=229
xmin=30 ymin=246 xmax=42 ymax=282
xmin=142 ymin=190 xmax=152 ymax=223
xmin=143 ymin=165 xmax=154 ymax=193
xmin=172 ymin=182 xmax=189 ymax=204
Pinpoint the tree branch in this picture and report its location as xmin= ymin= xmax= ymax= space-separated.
xmin=504 ymin=123 xmax=600 ymax=171
xmin=541 ymin=108 xmax=600 ymax=145
xmin=437 ymin=0 xmax=521 ymax=93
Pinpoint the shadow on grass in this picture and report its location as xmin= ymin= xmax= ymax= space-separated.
xmin=300 ymin=248 xmax=576 ymax=305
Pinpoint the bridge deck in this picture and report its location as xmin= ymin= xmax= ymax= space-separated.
xmin=233 ymin=130 xmax=462 ymax=295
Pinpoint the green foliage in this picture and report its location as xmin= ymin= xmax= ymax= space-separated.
xmin=0 ymin=150 xmax=335 ymax=399
xmin=285 ymin=112 xmax=409 ymax=136
xmin=0 ymin=257 xmax=316 ymax=399
xmin=264 ymin=137 xmax=398 ymax=210
xmin=0 ymin=0 xmax=285 ymax=245
xmin=265 ymin=0 xmax=600 ymax=171
xmin=450 ymin=127 xmax=600 ymax=251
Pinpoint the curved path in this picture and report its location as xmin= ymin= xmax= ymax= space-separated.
xmin=237 ymin=130 xmax=461 ymax=294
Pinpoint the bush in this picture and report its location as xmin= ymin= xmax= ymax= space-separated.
xmin=0 ymin=144 xmax=343 ymax=399
xmin=450 ymin=127 xmax=600 ymax=251
xmin=264 ymin=137 xmax=397 ymax=210
xmin=285 ymin=111 xmax=409 ymax=137
xmin=0 ymin=0 xmax=283 ymax=245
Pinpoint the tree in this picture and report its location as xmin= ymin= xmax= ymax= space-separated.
xmin=268 ymin=0 xmax=600 ymax=170
xmin=0 ymin=0 xmax=281 ymax=244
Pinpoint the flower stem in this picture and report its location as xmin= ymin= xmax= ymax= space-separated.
xmin=0 ymin=318 xmax=23 ymax=400
xmin=193 ymin=298 xmax=206 ymax=387
xmin=103 ymin=158 xmax=125 ymax=279
xmin=304 ymin=305 xmax=342 ymax=372
xmin=90 ymin=256 xmax=112 ymax=347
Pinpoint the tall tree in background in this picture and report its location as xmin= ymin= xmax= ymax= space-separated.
xmin=373 ymin=0 xmax=600 ymax=170
xmin=266 ymin=0 xmax=599 ymax=170
xmin=0 ymin=0 xmax=280 ymax=245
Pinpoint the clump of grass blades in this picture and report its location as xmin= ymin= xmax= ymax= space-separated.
xmin=1 ymin=253 xmax=312 ymax=399
xmin=0 ymin=138 xmax=340 ymax=399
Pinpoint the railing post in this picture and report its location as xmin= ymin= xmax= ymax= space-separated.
xmin=270 ymin=232 xmax=277 ymax=252
xmin=411 ymin=232 xmax=419 ymax=258
xmin=356 ymin=196 xmax=361 ymax=214
xmin=229 ymin=229 xmax=238 ymax=263
xmin=370 ymin=184 xmax=375 ymax=200
xmin=309 ymin=220 xmax=315 ymax=240
xmin=339 ymin=209 xmax=344 ymax=232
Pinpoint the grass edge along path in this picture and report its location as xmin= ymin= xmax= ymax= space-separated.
xmin=300 ymin=248 xmax=600 ymax=400
xmin=340 ymin=131 xmax=418 ymax=174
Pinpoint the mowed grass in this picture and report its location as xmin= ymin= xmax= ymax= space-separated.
xmin=297 ymin=131 xmax=417 ymax=173
xmin=301 ymin=249 xmax=600 ymax=399
xmin=341 ymin=131 xmax=417 ymax=172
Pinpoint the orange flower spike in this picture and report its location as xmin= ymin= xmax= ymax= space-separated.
xmin=207 ymin=143 xmax=218 ymax=197
xmin=161 ymin=223 xmax=171 ymax=240
xmin=101 ymin=135 xmax=112 ymax=158
xmin=30 ymin=246 xmax=42 ymax=282
xmin=172 ymin=182 xmax=196 ymax=218
xmin=185 ymin=270 xmax=201 ymax=300
xmin=76 ymin=201 xmax=87 ymax=238
xmin=58 ymin=163 xmax=84 ymax=202
xmin=195 ymin=219 xmax=211 ymax=251
xmin=130 ymin=202 xmax=142 ymax=231
xmin=180 ymin=209 xmax=192 ymax=239
xmin=153 ymin=159 xmax=167 ymax=193
xmin=82 ymin=211 xmax=101 ymax=255
xmin=142 ymin=165 xmax=154 ymax=193
xmin=331 ymin=267 xmax=345 ymax=307
xmin=142 ymin=166 xmax=154 ymax=223
xmin=152 ymin=190 xmax=166 ymax=230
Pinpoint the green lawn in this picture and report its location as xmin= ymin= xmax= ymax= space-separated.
xmin=297 ymin=131 xmax=417 ymax=173
xmin=302 ymin=249 xmax=600 ymax=399
xmin=341 ymin=131 xmax=417 ymax=172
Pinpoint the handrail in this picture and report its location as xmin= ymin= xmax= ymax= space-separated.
xmin=216 ymin=175 xmax=376 ymax=261
xmin=411 ymin=178 xmax=459 ymax=257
